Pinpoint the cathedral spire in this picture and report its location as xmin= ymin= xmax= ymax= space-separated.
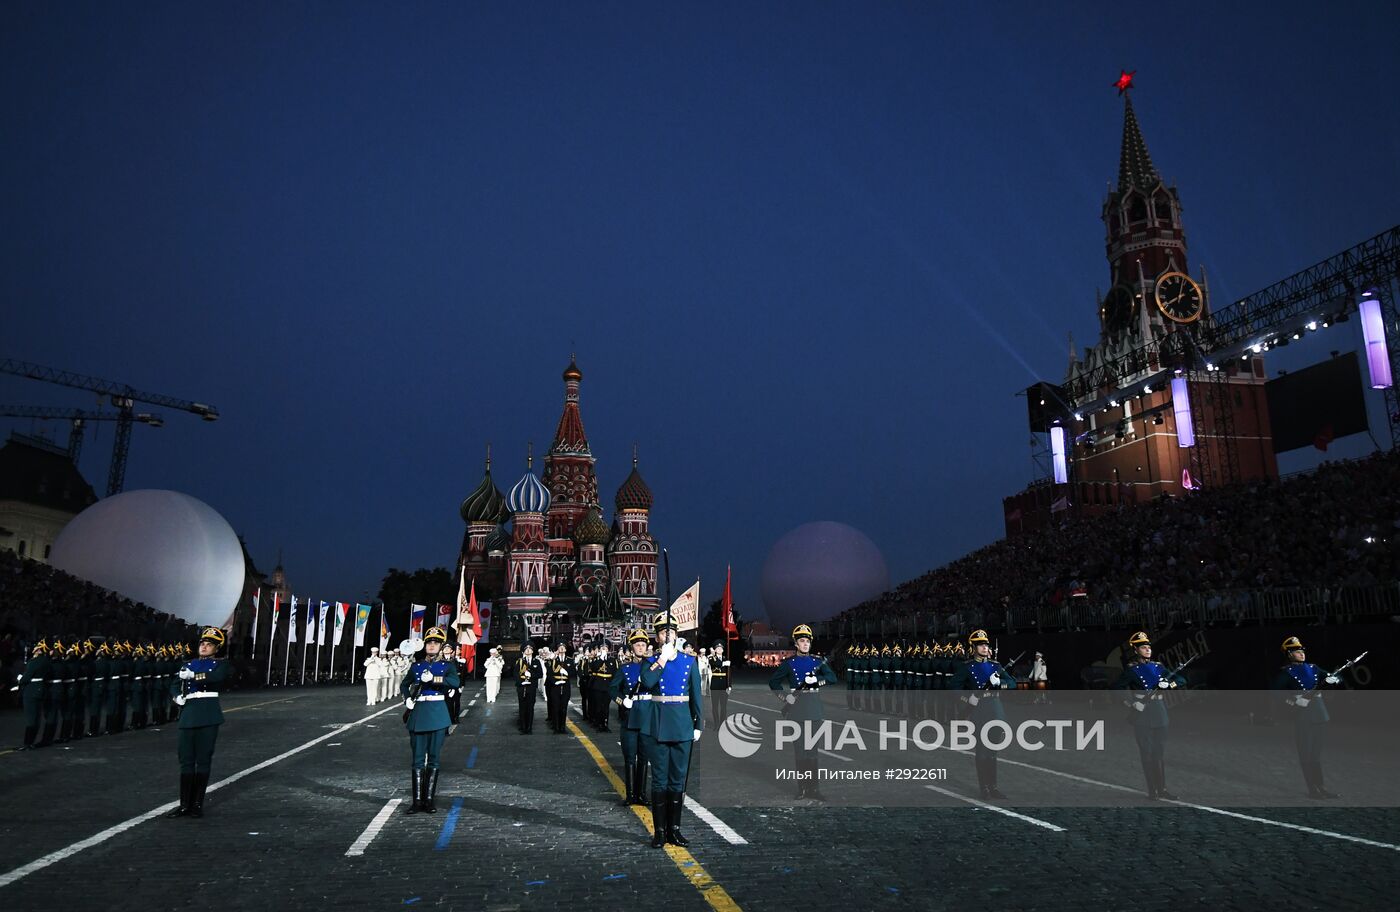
xmin=550 ymin=356 xmax=590 ymax=455
xmin=1117 ymin=94 xmax=1160 ymax=192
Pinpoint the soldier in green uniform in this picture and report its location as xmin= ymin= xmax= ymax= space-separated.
xmin=590 ymin=645 xmax=617 ymax=732
xmin=106 ymin=641 xmax=129 ymax=734
xmin=166 ymin=628 xmax=229 ymax=819
xmin=90 ymin=640 xmax=111 ymax=736
xmin=1113 ymin=631 xmax=1185 ymax=800
xmin=950 ymin=629 xmax=1018 ymax=799
xmin=151 ymin=646 xmax=168 ymax=726
xmin=67 ymin=641 xmax=92 ymax=741
xmin=770 ymin=624 xmax=839 ymax=800
xmin=128 ymin=644 xmax=150 ymax=729
xmin=1272 ymin=635 xmax=1341 ymax=799
xmin=401 ymin=626 xmax=460 ymax=814
xmin=608 ymin=628 xmax=652 ymax=805
xmin=41 ymin=638 xmax=69 ymax=745
xmin=638 ymin=614 xmax=704 ymax=847
xmin=708 ymin=640 xmax=732 ymax=726
xmin=16 ymin=639 xmax=53 ymax=750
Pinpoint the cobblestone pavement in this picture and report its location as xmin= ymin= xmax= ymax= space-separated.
xmin=1 ymin=682 xmax=1397 ymax=912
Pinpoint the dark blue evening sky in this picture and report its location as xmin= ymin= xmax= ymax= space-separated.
xmin=4 ymin=2 xmax=1398 ymax=619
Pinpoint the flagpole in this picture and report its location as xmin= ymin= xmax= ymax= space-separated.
xmin=662 ymin=548 xmax=672 ymax=628
xmin=314 ymin=615 xmax=322 ymax=682
xmin=330 ymin=605 xmax=340 ymax=684
xmin=250 ymin=587 xmax=260 ymax=661
xmin=266 ymin=592 xmax=278 ymax=685
xmin=282 ymin=601 xmax=292 ymax=686
xmin=301 ymin=610 xmax=310 ymax=685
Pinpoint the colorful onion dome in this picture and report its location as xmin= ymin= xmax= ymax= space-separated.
xmin=508 ymin=450 xmax=551 ymax=514
xmin=485 ymin=524 xmax=511 ymax=556
xmin=461 ymin=452 xmax=506 ymax=524
xmin=614 ymin=451 xmax=653 ymax=512
xmin=572 ymin=505 xmax=611 ymax=547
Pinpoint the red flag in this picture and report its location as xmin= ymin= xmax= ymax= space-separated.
xmin=721 ymin=565 xmax=737 ymax=636
xmin=464 ymin=580 xmax=483 ymax=672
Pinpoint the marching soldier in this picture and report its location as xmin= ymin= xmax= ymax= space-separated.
xmin=608 ymin=628 xmax=652 ymax=804
xmin=90 ymin=640 xmax=111 ymax=736
xmin=545 ymin=645 xmax=571 ymax=733
xmin=106 ymin=641 xmax=129 ymax=734
xmin=166 ymin=628 xmax=228 ymax=819
xmin=129 ymin=643 xmax=150 ymax=729
xmin=949 ymin=629 xmax=1017 ymax=799
xmin=16 ymin=639 xmax=53 ymax=750
xmin=401 ymin=627 xmax=459 ymax=815
xmin=638 ymin=614 xmax=704 ymax=848
xmin=516 ymin=644 xmax=540 ymax=734
xmin=441 ymin=643 xmax=461 ymax=730
xmin=42 ymin=638 xmax=69 ymax=745
xmin=150 ymin=646 xmax=166 ymax=726
xmin=61 ymin=641 xmax=84 ymax=741
xmin=1272 ymin=636 xmax=1340 ymax=799
xmin=709 ymin=641 xmax=732 ymax=727
xmin=590 ymin=644 xmax=617 ymax=731
xmin=769 ymin=624 xmax=838 ymax=800
xmin=1113 ymin=631 xmax=1185 ymax=800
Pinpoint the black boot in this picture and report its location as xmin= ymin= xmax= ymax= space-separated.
xmin=1155 ymin=761 xmax=1177 ymax=800
xmin=89 ymin=715 xmax=101 ymax=737
xmin=425 ymin=769 xmax=440 ymax=813
xmin=166 ymin=774 xmax=194 ymax=818
xmin=39 ymin=721 xmax=57 ymax=746
xmin=649 ymin=792 xmax=667 ymax=848
xmin=622 ymin=761 xmax=637 ymax=804
xmin=1311 ymin=763 xmax=1338 ymax=799
xmin=189 ymin=773 xmax=208 ymax=818
xmin=632 ymin=762 xmax=649 ymax=806
xmin=667 ymin=792 xmax=690 ymax=847
xmin=18 ymin=725 xmax=37 ymax=750
xmin=406 ymin=771 xmax=422 ymax=814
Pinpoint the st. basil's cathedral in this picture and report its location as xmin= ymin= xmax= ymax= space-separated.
xmin=456 ymin=359 xmax=661 ymax=644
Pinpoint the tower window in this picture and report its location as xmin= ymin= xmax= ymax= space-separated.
xmin=1128 ymin=196 xmax=1147 ymax=224
xmin=1154 ymin=196 xmax=1173 ymax=223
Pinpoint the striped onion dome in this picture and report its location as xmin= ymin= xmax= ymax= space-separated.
xmin=485 ymin=524 xmax=511 ymax=557
xmin=460 ymin=460 xmax=506 ymax=524
xmin=572 ymin=505 xmax=610 ymax=547
xmin=615 ymin=458 xmax=653 ymax=512
xmin=508 ymin=464 xmax=551 ymax=514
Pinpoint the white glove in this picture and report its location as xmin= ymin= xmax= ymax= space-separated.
xmin=419 ymin=670 xmax=434 ymax=683
xmin=1157 ymin=680 xmax=1172 ymax=689
xmin=405 ymin=698 xmax=416 ymax=710
xmin=1132 ymin=701 xmax=1145 ymax=712
xmin=173 ymin=695 xmax=186 ymax=706
xmin=447 ymin=689 xmax=457 ymax=697
xmin=784 ymin=693 xmax=796 ymax=705
xmin=989 ymin=673 xmax=1001 ymax=687
xmin=660 ymin=642 xmax=677 ymax=663
xmin=1294 ymin=696 xmax=1310 ymax=708
xmin=693 ymin=729 xmax=702 ymax=742
xmin=622 ymin=697 xmax=634 ymax=709
xmin=178 ymin=667 xmax=196 ymax=680
xmin=804 ymin=673 xmax=817 ymax=685
xmin=1325 ymin=675 xmax=1340 ymax=686
xmin=722 ymin=661 xmax=731 ymax=667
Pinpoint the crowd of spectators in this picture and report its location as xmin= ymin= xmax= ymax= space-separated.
xmin=0 ymin=548 xmax=197 ymax=704
xmin=837 ymin=450 xmax=1400 ymax=634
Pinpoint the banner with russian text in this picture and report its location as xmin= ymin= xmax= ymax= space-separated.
xmin=669 ymin=580 xmax=701 ymax=633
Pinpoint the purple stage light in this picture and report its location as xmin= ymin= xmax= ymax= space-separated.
xmin=1359 ymin=293 xmax=1393 ymax=389
xmin=1171 ymin=377 xmax=1194 ymax=447
xmin=1050 ymin=425 xmax=1068 ymax=484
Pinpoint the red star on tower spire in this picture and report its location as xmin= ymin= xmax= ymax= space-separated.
xmin=1113 ymin=69 xmax=1136 ymax=95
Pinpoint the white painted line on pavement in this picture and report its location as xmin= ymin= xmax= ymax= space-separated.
xmin=924 ymin=785 xmax=1067 ymax=832
xmin=345 ymin=798 xmax=403 ymax=856
xmin=0 ymin=702 xmax=403 ymax=890
xmin=567 ymin=703 xmax=748 ymax=846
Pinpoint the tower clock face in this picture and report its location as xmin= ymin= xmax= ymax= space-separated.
xmin=1154 ymin=272 xmax=1204 ymax=323
xmin=1100 ymin=285 xmax=1134 ymax=333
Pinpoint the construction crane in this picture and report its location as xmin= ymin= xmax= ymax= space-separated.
xmin=0 ymin=405 xmax=164 ymax=466
xmin=0 ymin=359 xmax=218 ymax=496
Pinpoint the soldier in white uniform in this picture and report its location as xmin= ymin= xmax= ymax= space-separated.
xmin=484 ymin=647 xmax=504 ymax=703
xmin=363 ymin=647 xmax=385 ymax=705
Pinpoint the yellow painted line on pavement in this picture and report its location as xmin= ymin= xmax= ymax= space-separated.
xmin=566 ymin=717 xmax=742 ymax=912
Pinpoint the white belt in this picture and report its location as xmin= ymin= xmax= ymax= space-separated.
xmin=629 ymin=694 xmax=652 ymax=701
xmin=187 ymin=692 xmax=219 ymax=699
xmin=133 ymin=676 xmax=145 ymax=680
xmin=653 ymin=695 xmax=689 ymax=703
xmin=417 ymin=694 xmax=445 ymax=702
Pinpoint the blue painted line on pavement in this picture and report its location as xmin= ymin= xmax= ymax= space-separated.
xmin=404 ymin=898 xmax=421 ymax=905
xmin=433 ymin=798 xmax=465 ymax=851
xmin=603 ymin=873 xmax=627 ymax=881
xmin=526 ymin=880 xmax=548 ymax=886
xmin=466 ymin=746 xmax=479 ymax=769
xmin=478 ymin=723 xmax=486 ymax=734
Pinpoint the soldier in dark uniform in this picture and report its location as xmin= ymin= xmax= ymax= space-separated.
xmin=41 ymin=638 xmax=69 ymax=745
xmin=440 ymin=643 xmax=461 ymax=731
xmin=151 ymin=645 xmax=169 ymax=726
xmin=129 ymin=644 xmax=150 ymax=729
xmin=1271 ymin=636 xmax=1341 ymax=799
xmin=16 ymin=639 xmax=53 ymax=750
xmin=709 ymin=640 xmax=732 ymax=727
xmin=90 ymin=640 xmax=111 ymax=736
xmin=166 ymin=628 xmax=228 ymax=819
xmin=608 ymin=628 xmax=652 ymax=804
xmin=1113 ymin=631 xmax=1185 ymax=800
xmin=770 ymin=624 xmax=839 ymax=800
xmin=638 ymin=614 xmax=704 ymax=847
xmin=515 ymin=644 xmax=540 ymax=734
xmin=950 ymin=629 xmax=1018 ymax=799
xmin=106 ymin=641 xmax=129 ymax=734
xmin=59 ymin=641 xmax=83 ymax=742
xmin=589 ymin=645 xmax=617 ymax=731
xmin=545 ymin=646 xmax=572 ymax=734
xmin=401 ymin=627 xmax=459 ymax=815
